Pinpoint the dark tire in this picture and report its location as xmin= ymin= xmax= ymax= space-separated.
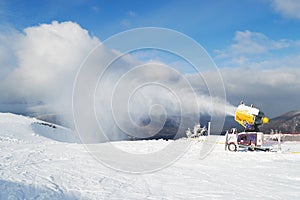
xmin=228 ymin=143 xmax=237 ymax=151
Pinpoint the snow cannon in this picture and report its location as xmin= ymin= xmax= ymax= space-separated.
xmin=234 ymin=102 xmax=269 ymax=132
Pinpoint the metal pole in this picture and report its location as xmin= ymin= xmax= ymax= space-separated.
xmin=278 ymin=132 xmax=282 ymax=151
xmin=207 ymin=121 xmax=211 ymax=136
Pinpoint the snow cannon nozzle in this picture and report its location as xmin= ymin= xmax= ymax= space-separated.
xmin=262 ymin=117 xmax=269 ymax=124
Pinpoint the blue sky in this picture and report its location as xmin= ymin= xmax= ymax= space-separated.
xmin=1 ymin=0 xmax=300 ymax=117
xmin=1 ymin=0 xmax=300 ymax=53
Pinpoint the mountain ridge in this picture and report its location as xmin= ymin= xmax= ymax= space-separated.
xmin=260 ymin=110 xmax=300 ymax=133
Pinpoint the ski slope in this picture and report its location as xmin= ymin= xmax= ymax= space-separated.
xmin=0 ymin=113 xmax=300 ymax=199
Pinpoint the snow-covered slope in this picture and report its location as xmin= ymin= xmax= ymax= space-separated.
xmin=0 ymin=113 xmax=300 ymax=199
xmin=0 ymin=113 xmax=80 ymax=143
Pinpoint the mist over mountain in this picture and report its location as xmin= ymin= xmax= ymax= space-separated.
xmin=136 ymin=109 xmax=300 ymax=139
xmin=128 ymin=114 xmax=242 ymax=140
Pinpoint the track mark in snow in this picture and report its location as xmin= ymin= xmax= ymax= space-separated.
xmin=0 ymin=136 xmax=26 ymax=144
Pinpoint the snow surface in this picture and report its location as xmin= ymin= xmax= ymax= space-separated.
xmin=0 ymin=113 xmax=300 ymax=199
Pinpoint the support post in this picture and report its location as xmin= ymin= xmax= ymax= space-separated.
xmin=278 ymin=131 xmax=282 ymax=151
xmin=207 ymin=121 xmax=211 ymax=136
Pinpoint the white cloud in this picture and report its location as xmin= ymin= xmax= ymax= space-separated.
xmin=271 ymin=0 xmax=300 ymax=19
xmin=0 ymin=21 xmax=100 ymax=122
xmin=0 ymin=21 xmax=233 ymax=141
xmin=185 ymin=65 xmax=300 ymax=118
xmin=216 ymin=30 xmax=290 ymax=59
xmin=2 ymin=20 xmax=298 ymax=141
xmin=1 ymin=21 xmax=299 ymax=130
xmin=215 ymin=30 xmax=300 ymax=69
xmin=213 ymin=30 xmax=300 ymax=117
xmin=223 ymin=67 xmax=300 ymax=116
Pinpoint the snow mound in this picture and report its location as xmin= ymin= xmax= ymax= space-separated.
xmin=0 ymin=113 xmax=80 ymax=143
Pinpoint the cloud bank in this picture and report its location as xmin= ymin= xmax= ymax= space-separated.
xmin=0 ymin=21 xmax=99 ymax=117
xmin=2 ymin=21 xmax=299 ymax=141
xmin=214 ymin=30 xmax=300 ymax=117
xmin=0 ymin=21 xmax=234 ymax=141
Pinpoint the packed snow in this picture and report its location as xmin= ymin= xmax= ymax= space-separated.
xmin=0 ymin=113 xmax=300 ymax=199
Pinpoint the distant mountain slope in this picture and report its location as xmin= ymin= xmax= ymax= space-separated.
xmin=260 ymin=110 xmax=300 ymax=133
